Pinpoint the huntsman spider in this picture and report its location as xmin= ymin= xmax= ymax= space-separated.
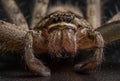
xmin=0 ymin=0 xmax=120 ymax=77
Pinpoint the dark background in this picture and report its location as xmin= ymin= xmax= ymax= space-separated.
xmin=0 ymin=0 xmax=120 ymax=81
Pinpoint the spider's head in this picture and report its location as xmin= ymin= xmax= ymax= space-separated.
xmin=34 ymin=7 xmax=94 ymax=58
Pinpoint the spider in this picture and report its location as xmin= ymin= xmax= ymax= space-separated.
xmin=0 ymin=0 xmax=120 ymax=77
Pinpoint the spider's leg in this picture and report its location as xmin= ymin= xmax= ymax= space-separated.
xmin=25 ymin=31 xmax=50 ymax=76
xmin=75 ymin=31 xmax=104 ymax=73
xmin=96 ymin=21 xmax=120 ymax=44
xmin=0 ymin=20 xmax=26 ymax=52
xmin=0 ymin=0 xmax=28 ymax=31
xmin=107 ymin=12 xmax=120 ymax=23
xmin=98 ymin=12 xmax=120 ymax=44
xmin=30 ymin=0 xmax=49 ymax=29
xmin=86 ymin=0 xmax=101 ymax=28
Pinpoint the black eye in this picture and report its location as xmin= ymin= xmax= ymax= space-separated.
xmin=53 ymin=17 xmax=59 ymax=23
xmin=65 ymin=17 xmax=71 ymax=23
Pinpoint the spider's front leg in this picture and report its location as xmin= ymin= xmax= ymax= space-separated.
xmin=74 ymin=28 xmax=104 ymax=73
xmin=87 ymin=0 xmax=101 ymax=28
xmin=25 ymin=31 xmax=50 ymax=76
xmin=0 ymin=0 xmax=29 ymax=31
xmin=30 ymin=0 xmax=49 ymax=29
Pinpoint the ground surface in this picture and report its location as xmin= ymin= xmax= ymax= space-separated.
xmin=0 ymin=63 xmax=120 ymax=81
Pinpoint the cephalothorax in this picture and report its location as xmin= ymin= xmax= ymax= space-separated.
xmin=0 ymin=0 xmax=120 ymax=77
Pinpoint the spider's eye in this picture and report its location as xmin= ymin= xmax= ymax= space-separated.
xmin=53 ymin=17 xmax=59 ymax=23
xmin=64 ymin=17 xmax=71 ymax=23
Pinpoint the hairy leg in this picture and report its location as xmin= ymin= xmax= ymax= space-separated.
xmin=107 ymin=12 xmax=120 ymax=23
xmin=0 ymin=0 xmax=28 ymax=31
xmin=95 ymin=9 xmax=120 ymax=44
xmin=96 ymin=21 xmax=120 ymax=44
xmin=0 ymin=20 xmax=26 ymax=52
xmin=86 ymin=0 xmax=101 ymax=28
xmin=30 ymin=0 xmax=49 ymax=29
xmin=74 ymin=32 xmax=104 ymax=73
xmin=25 ymin=31 xmax=50 ymax=76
